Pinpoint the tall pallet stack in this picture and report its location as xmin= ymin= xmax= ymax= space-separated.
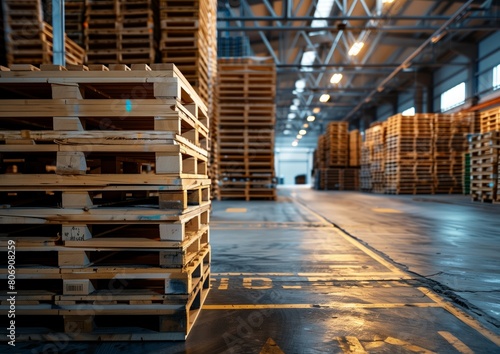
xmin=314 ymin=122 xmax=359 ymax=190
xmin=0 ymin=63 xmax=211 ymax=340
xmin=469 ymin=131 xmax=500 ymax=203
xmin=349 ymin=129 xmax=362 ymax=167
xmin=158 ymin=0 xmax=217 ymax=108
xmin=367 ymin=122 xmax=386 ymax=193
xmin=385 ymin=114 xmax=434 ymax=194
xmin=433 ymin=114 xmax=473 ymax=194
xmin=65 ymin=0 xmax=85 ymax=47
xmin=216 ymin=58 xmax=276 ymax=200
xmin=84 ymin=0 xmax=155 ymax=64
xmin=480 ymin=107 xmax=500 ymax=133
xmin=2 ymin=0 xmax=85 ymax=66
xmin=360 ymin=138 xmax=372 ymax=192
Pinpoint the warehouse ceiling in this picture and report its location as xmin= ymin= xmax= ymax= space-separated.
xmin=217 ymin=0 xmax=500 ymax=148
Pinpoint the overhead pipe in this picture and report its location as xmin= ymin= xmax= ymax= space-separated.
xmin=216 ymin=25 xmax=497 ymax=32
xmin=342 ymin=0 xmax=476 ymax=122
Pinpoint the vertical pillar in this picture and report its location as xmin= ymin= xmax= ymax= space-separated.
xmin=52 ymin=0 xmax=65 ymax=65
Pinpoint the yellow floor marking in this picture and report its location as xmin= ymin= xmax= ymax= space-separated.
xmin=243 ymin=277 xmax=273 ymax=290
xmin=225 ymin=208 xmax=247 ymax=213
xmin=384 ymin=337 xmax=436 ymax=354
xmin=438 ymin=331 xmax=475 ymax=354
xmin=337 ymin=336 xmax=368 ymax=353
xmin=418 ymin=287 xmax=500 ymax=346
xmin=282 ymin=285 xmax=302 ymax=289
xmin=260 ymin=337 xmax=285 ymax=354
xmin=293 ymin=199 xmax=408 ymax=276
xmin=214 ymin=272 xmax=401 ymax=278
xmin=218 ymin=278 xmax=228 ymax=290
xmin=203 ymin=303 xmax=441 ymax=310
xmin=372 ymin=208 xmax=403 ymax=213
xmin=333 ymin=228 xmax=409 ymax=276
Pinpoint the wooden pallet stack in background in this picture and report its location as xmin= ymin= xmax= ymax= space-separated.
xmin=216 ymin=58 xmax=276 ymax=200
xmin=2 ymin=0 xmax=85 ymax=66
xmin=349 ymin=129 xmax=362 ymax=167
xmin=0 ymin=63 xmax=211 ymax=340
xmin=360 ymin=137 xmax=372 ymax=192
xmin=158 ymin=0 xmax=217 ymax=108
xmin=385 ymin=114 xmax=434 ymax=194
xmin=65 ymin=0 xmax=85 ymax=47
xmin=469 ymin=131 xmax=500 ymax=203
xmin=433 ymin=113 xmax=474 ymax=194
xmin=480 ymin=107 xmax=500 ymax=133
xmin=84 ymin=0 xmax=155 ymax=64
xmin=366 ymin=122 xmax=386 ymax=193
xmin=314 ymin=122 xmax=359 ymax=190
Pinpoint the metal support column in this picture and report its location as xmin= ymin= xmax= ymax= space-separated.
xmin=52 ymin=0 xmax=65 ymax=65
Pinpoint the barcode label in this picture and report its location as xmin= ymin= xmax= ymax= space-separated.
xmin=66 ymin=284 xmax=84 ymax=292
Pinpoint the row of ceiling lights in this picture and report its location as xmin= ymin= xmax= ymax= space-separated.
xmin=289 ymin=0 xmax=396 ymax=147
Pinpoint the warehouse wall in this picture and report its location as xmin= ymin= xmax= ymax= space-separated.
xmin=398 ymin=92 xmax=414 ymax=113
xmin=275 ymin=148 xmax=314 ymax=185
xmin=433 ymin=55 xmax=470 ymax=112
xmin=477 ymin=32 xmax=500 ymax=102
xmin=376 ymin=103 xmax=394 ymax=121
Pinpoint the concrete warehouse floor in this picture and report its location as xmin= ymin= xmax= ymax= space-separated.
xmin=13 ymin=187 xmax=500 ymax=353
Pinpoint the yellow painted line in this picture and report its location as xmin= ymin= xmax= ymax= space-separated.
xmin=218 ymin=278 xmax=228 ymax=290
xmin=260 ymin=338 xmax=285 ymax=354
xmin=333 ymin=228 xmax=408 ymax=276
xmin=337 ymin=336 xmax=367 ymax=354
xmin=293 ymin=199 xmax=408 ymax=276
xmin=282 ymin=285 xmax=302 ymax=289
xmin=418 ymin=287 xmax=500 ymax=346
xmin=203 ymin=303 xmax=441 ymax=310
xmin=214 ymin=272 xmax=296 ymax=276
xmin=384 ymin=337 xmax=436 ymax=353
xmin=372 ymin=208 xmax=402 ymax=214
xmin=438 ymin=331 xmax=475 ymax=354
xmin=225 ymin=208 xmax=247 ymax=213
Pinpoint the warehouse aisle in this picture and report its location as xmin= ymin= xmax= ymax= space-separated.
xmin=15 ymin=191 xmax=500 ymax=353
xmin=293 ymin=188 xmax=500 ymax=328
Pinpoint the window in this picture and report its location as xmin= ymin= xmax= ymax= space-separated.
xmin=494 ymin=64 xmax=500 ymax=90
xmin=441 ymin=82 xmax=465 ymax=111
xmin=402 ymin=107 xmax=415 ymax=116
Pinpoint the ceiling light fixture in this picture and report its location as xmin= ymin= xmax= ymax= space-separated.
xmin=330 ymin=73 xmax=343 ymax=84
xmin=296 ymin=134 xmax=303 ymax=139
xmin=383 ymin=0 xmax=394 ymax=3
xmin=348 ymin=42 xmax=364 ymax=56
xmin=299 ymin=129 xmax=307 ymax=135
xmin=292 ymin=140 xmax=298 ymax=147
xmin=303 ymin=123 xmax=309 ymax=128
xmin=307 ymin=115 xmax=315 ymax=122
xmin=319 ymin=94 xmax=330 ymax=103
xmin=283 ymin=129 xmax=291 ymax=135
xmin=313 ymin=107 xmax=321 ymax=114
xmin=287 ymin=113 xmax=296 ymax=119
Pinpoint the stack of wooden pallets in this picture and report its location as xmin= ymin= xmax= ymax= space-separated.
xmin=0 ymin=63 xmax=211 ymax=340
xmin=469 ymin=131 xmax=500 ymax=203
xmin=158 ymin=0 xmax=217 ymax=108
xmin=433 ymin=114 xmax=473 ymax=194
xmin=84 ymin=0 xmax=155 ymax=64
xmin=216 ymin=58 xmax=276 ymax=200
xmin=65 ymin=0 xmax=85 ymax=47
xmin=480 ymin=107 xmax=500 ymax=133
xmin=349 ymin=129 xmax=362 ymax=167
xmin=314 ymin=123 xmax=359 ymax=190
xmin=2 ymin=0 xmax=85 ymax=66
xmin=366 ymin=122 xmax=386 ymax=193
xmin=385 ymin=114 xmax=434 ymax=194
xmin=360 ymin=139 xmax=372 ymax=192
